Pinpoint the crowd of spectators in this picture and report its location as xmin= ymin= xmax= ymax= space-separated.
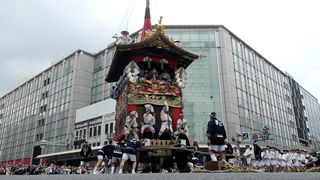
xmin=1 ymin=144 xmax=320 ymax=175
xmin=226 ymin=143 xmax=320 ymax=172
xmin=0 ymin=163 xmax=82 ymax=175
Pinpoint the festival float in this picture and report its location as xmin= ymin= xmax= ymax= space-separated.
xmin=105 ymin=0 xmax=200 ymax=172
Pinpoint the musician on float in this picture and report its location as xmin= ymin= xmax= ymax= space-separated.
xmin=124 ymin=111 xmax=139 ymax=140
xmin=159 ymin=102 xmax=173 ymax=138
xmin=174 ymin=113 xmax=189 ymax=137
xmin=115 ymin=30 xmax=132 ymax=45
xmin=141 ymin=104 xmax=155 ymax=136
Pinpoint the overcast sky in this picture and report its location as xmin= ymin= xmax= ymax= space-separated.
xmin=1 ymin=0 xmax=319 ymax=100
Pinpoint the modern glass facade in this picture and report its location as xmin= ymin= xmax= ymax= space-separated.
xmin=300 ymin=86 xmax=320 ymax=151
xmin=161 ymin=26 xmax=300 ymax=148
xmin=289 ymin=77 xmax=309 ymax=146
xmin=1 ymin=25 xmax=320 ymax=164
xmin=231 ymin=37 xmax=298 ymax=148
xmin=91 ymin=54 xmax=104 ymax=103
xmin=164 ymin=28 xmax=222 ymax=143
xmin=0 ymin=51 xmax=95 ymax=163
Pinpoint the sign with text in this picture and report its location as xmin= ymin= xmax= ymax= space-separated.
xmin=242 ymin=132 xmax=250 ymax=142
xmin=261 ymin=132 xmax=270 ymax=140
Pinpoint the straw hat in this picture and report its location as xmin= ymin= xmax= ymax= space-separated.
xmin=121 ymin=30 xmax=129 ymax=36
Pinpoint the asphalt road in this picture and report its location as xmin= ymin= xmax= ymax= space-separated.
xmin=1 ymin=173 xmax=320 ymax=180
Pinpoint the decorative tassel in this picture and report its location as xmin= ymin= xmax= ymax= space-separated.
xmin=143 ymin=56 xmax=152 ymax=69
xmin=160 ymin=59 xmax=168 ymax=70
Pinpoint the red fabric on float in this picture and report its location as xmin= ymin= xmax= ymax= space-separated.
xmin=127 ymin=104 xmax=137 ymax=112
xmin=172 ymin=107 xmax=182 ymax=131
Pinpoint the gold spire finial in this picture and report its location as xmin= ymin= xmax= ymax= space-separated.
xmin=156 ymin=16 xmax=164 ymax=34
xmin=159 ymin=16 xmax=163 ymax=25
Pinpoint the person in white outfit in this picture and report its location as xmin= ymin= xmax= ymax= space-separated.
xmin=288 ymin=149 xmax=296 ymax=172
xmin=229 ymin=146 xmax=240 ymax=166
xmin=280 ymin=150 xmax=289 ymax=172
xmin=141 ymin=104 xmax=155 ymax=137
xmin=124 ymin=111 xmax=139 ymax=140
xmin=295 ymin=150 xmax=303 ymax=172
xmin=274 ymin=148 xmax=282 ymax=172
xmin=243 ymin=145 xmax=255 ymax=167
xmin=300 ymin=151 xmax=307 ymax=168
xmin=159 ymin=102 xmax=173 ymax=138
xmin=174 ymin=113 xmax=189 ymax=137
xmin=269 ymin=147 xmax=277 ymax=172
xmin=115 ymin=30 xmax=132 ymax=45
xmin=264 ymin=147 xmax=271 ymax=172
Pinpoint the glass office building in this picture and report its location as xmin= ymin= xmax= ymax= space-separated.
xmin=0 ymin=50 xmax=95 ymax=164
xmin=162 ymin=25 xmax=299 ymax=149
xmin=1 ymin=25 xmax=320 ymax=164
xmin=289 ymin=77 xmax=309 ymax=146
xmin=300 ymin=86 xmax=320 ymax=151
xmin=161 ymin=27 xmax=220 ymax=143
xmin=102 ymin=25 xmax=314 ymax=149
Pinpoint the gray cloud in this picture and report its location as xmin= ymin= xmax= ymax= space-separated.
xmin=1 ymin=0 xmax=320 ymax=100
xmin=0 ymin=0 xmax=122 ymax=96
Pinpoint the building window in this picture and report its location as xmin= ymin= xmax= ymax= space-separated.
xmin=41 ymin=91 xmax=49 ymax=99
xmin=40 ymin=104 xmax=47 ymax=113
xmin=76 ymin=131 xmax=78 ymax=140
xmin=98 ymin=125 xmax=101 ymax=136
xmin=44 ymin=78 xmax=51 ymax=86
xmin=83 ymin=129 xmax=86 ymax=139
xmin=97 ymin=142 xmax=100 ymax=146
xmin=38 ymin=118 xmax=45 ymax=127
xmin=105 ymin=124 xmax=109 ymax=134
xmin=93 ymin=126 xmax=97 ymax=136
xmin=35 ymin=133 xmax=43 ymax=141
xmin=110 ymin=123 xmax=113 ymax=134
xmin=79 ymin=130 xmax=82 ymax=139
xmin=0 ymin=103 xmax=5 ymax=110
xmin=89 ymin=127 xmax=93 ymax=137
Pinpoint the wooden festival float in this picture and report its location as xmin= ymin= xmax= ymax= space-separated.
xmin=105 ymin=16 xmax=199 ymax=171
